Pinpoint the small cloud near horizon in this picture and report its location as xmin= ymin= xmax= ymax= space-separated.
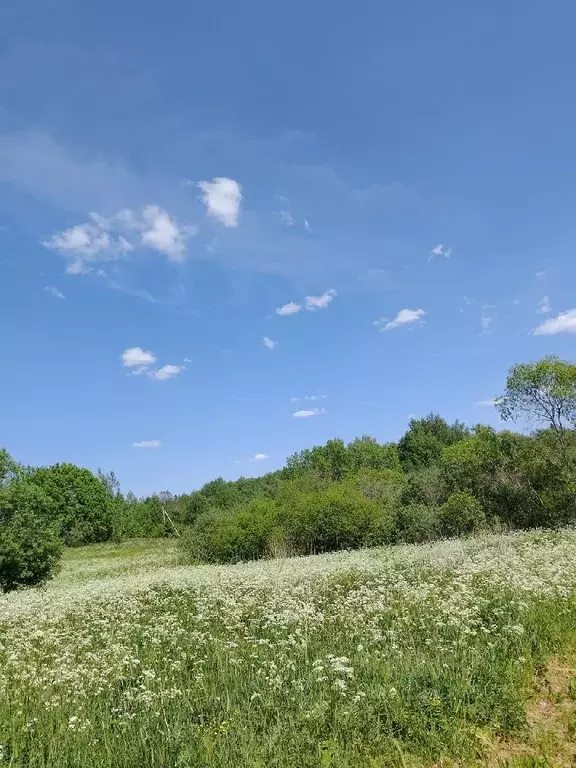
xmin=133 ymin=440 xmax=162 ymax=448
xmin=375 ymin=308 xmax=425 ymax=332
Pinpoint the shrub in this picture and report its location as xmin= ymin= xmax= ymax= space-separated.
xmin=401 ymin=465 xmax=449 ymax=507
xmin=438 ymin=492 xmax=486 ymax=538
xmin=181 ymin=499 xmax=280 ymax=563
xmin=0 ymin=482 xmax=62 ymax=592
xmin=279 ymin=483 xmax=384 ymax=555
xmin=394 ymin=504 xmax=440 ymax=544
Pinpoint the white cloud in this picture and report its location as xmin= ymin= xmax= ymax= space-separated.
xmin=537 ymin=295 xmax=551 ymax=314
xmin=251 ymin=453 xmax=268 ymax=461
xmin=43 ymin=205 xmax=195 ymax=273
xmin=291 ymin=394 xmax=327 ymax=402
xmin=293 ymin=408 xmax=327 ymax=419
xmin=128 ymin=365 xmax=151 ymax=377
xmin=429 ymin=244 xmax=452 ymax=260
xmin=276 ymin=301 xmax=302 ymax=316
xmin=279 ymin=209 xmax=296 ymax=227
xmin=148 ymin=364 xmax=184 ymax=381
xmin=198 ymin=177 xmax=242 ymax=227
xmin=536 ymin=270 xmax=546 ymax=278
xmin=43 ymin=286 xmax=65 ymax=299
xmin=42 ymin=220 xmax=131 ymax=274
xmin=475 ymin=398 xmax=500 ymax=407
xmin=534 ymin=308 xmax=576 ymax=336
xmin=376 ymin=308 xmax=425 ymax=331
xmin=121 ymin=347 xmax=157 ymax=368
xmin=140 ymin=205 xmax=189 ymax=262
xmin=303 ymin=218 xmax=311 ymax=232
xmin=305 ymin=289 xmax=337 ymax=311
xmin=133 ymin=440 xmax=162 ymax=448
xmin=263 ymin=336 xmax=278 ymax=351
xmin=480 ymin=314 xmax=492 ymax=334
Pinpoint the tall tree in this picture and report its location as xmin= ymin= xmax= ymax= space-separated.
xmin=398 ymin=413 xmax=469 ymax=471
xmin=497 ymin=356 xmax=576 ymax=459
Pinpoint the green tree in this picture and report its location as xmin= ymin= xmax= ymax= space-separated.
xmin=398 ymin=413 xmax=469 ymax=472
xmin=0 ymin=480 xmax=62 ymax=592
xmin=0 ymin=448 xmax=20 ymax=487
xmin=29 ymin=463 xmax=114 ymax=545
xmin=347 ymin=436 xmax=402 ymax=473
xmin=497 ymin=356 xmax=576 ymax=461
xmin=442 ymin=426 xmax=571 ymax=530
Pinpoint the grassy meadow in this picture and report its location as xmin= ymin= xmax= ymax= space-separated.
xmin=2 ymin=532 xmax=576 ymax=766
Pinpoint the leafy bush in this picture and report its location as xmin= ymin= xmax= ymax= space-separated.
xmin=438 ymin=492 xmax=486 ymax=537
xmin=0 ymin=481 xmax=62 ymax=592
xmin=29 ymin=463 xmax=114 ymax=545
xmin=394 ymin=504 xmax=440 ymax=544
xmin=279 ymin=482 xmax=385 ymax=555
xmin=181 ymin=498 xmax=280 ymax=563
xmin=401 ymin=465 xmax=449 ymax=507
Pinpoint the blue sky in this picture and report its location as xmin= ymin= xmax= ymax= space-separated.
xmin=1 ymin=0 xmax=576 ymax=495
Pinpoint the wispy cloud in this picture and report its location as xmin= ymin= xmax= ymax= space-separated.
xmin=293 ymin=408 xmax=327 ymax=419
xmin=251 ymin=453 xmax=268 ymax=461
xmin=275 ymin=289 xmax=337 ymax=316
xmin=535 ymin=270 xmax=547 ymax=278
xmin=133 ymin=440 xmax=162 ymax=448
xmin=279 ymin=209 xmax=296 ymax=227
xmin=43 ymin=206 xmax=194 ymax=273
xmin=263 ymin=336 xmax=278 ymax=351
xmin=375 ymin=308 xmax=425 ymax=332
xmin=43 ymin=286 xmax=65 ymax=299
xmin=429 ymin=244 xmax=452 ymax=261
xmin=475 ymin=398 xmax=500 ymax=407
xmin=305 ymin=289 xmax=337 ymax=311
xmin=290 ymin=394 xmax=327 ymax=403
xmin=121 ymin=347 xmax=157 ymax=367
xmin=534 ymin=309 xmax=576 ymax=336
xmin=537 ymin=295 xmax=551 ymax=314
xmin=276 ymin=301 xmax=302 ymax=316
xmin=148 ymin=364 xmax=184 ymax=381
xmin=198 ymin=177 xmax=242 ymax=227
xmin=480 ymin=314 xmax=492 ymax=334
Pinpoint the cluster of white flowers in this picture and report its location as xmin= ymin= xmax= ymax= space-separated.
xmin=0 ymin=529 xmax=575 ymax=762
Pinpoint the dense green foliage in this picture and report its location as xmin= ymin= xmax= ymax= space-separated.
xmin=28 ymin=463 xmax=115 ymax=546
xmin=0 ymin=481 xmax=62 ymax=591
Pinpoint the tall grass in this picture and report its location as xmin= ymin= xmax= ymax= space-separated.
xmin=1 ymin=531 xmax=576 ymax=766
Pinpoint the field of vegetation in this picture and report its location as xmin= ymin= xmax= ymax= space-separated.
xmin=2 ymin=531 xmax=576 ymax=766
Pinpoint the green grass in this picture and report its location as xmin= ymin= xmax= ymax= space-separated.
xmin=2 ymin=531 xmax=576 ymax=766
xmin=58 ymin=538 xmax=181 ymax=584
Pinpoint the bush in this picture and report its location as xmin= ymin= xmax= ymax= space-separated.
xmin=181 ymin=499 xmax=280 ymax=563
xmin=29 ymin=463 xmax=114 ymax=545
xmin=279 ymin=483 xmax=385 ymax=555
xmin=401 ymin=465 xmax=449 ymax=507
xmin=438 ymin=492 xmax=486 ymax=538
xmin=394 ymin=504 xmax=440 ymax=544
xmin=0 ymin=482 xmax=62 ymax=592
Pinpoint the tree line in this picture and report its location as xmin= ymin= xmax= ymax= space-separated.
xmin=2 ymin=355 xmax=576 ymax=590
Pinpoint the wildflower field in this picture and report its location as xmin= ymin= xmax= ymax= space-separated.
xmin=2 ymin=532 xmax=576 ymax=766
